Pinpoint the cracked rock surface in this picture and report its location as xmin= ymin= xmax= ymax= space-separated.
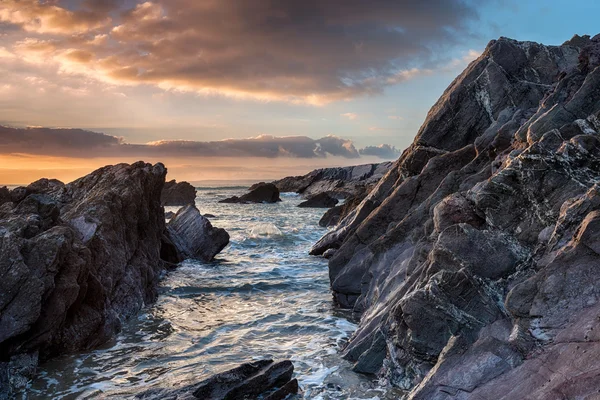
xmin=0 ymin=162 xmax=170 ymax=398
xmin=312 ymin=34 xmax=600 ymax=398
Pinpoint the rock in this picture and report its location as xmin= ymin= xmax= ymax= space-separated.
xmin=220 ymin=183 xmax=281 ymax=204
xmin=311 ymin=34 xmax=600 ymax=397
xmin=204 ymin=213 xmax=216 ymax=218
xmin=165 ymin=211 xmax=175 ymax=219
xmin=136 ymin=359 xmax=298 ymax=400
xmin=271 ymin=162 xmax=392 ymax=198
xmin=0 ymin=186 xmax=10 ymax=206
xmin=298 ymin=192 xmax=339 ymax=208
xmin=161 ymin=180 xmax=197 ymax=206
xmin=0 ymin=161 xmax=170 ymax=395
xmin=318 ymin=190 xmax=368 ymax=228
xmin=167 ymin=204 xmax=229 ymax=262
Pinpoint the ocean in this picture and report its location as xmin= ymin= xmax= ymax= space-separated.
xmin=29 ymin=187 xmax=400 ymax=399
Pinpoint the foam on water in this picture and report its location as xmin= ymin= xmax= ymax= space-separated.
xmin=29 ymin=187 xmax=401 ymax=399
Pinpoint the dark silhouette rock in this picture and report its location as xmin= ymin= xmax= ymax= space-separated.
xmin=161 ymin=180 xmax=197 ymax=206
xmin=311 ymin=34 xmax=600 ymax=397
xmin=220 ymin=183 xmax=281 ymax=204
xmin=165 ymin=211 xmax=175 ymax=219
xmin=0 ymin=162 xmax=169 ymax=397
xmin=166 ymin=204 xmax=229 ymax=262
xmin=298 ymin=192 xmax=339 ymax=208
xmin=0 ymin=186 xmax=10 ymax=206
xmin=136 ymin=360 xmax=298 ymax=400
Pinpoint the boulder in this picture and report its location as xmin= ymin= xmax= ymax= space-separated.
xmin=167 ymin=204 xmax=229 ymax=262
xmin=161 ymin=180 xmax=197 ymax=206
xmin=0 ymin=162 xmax=170 ymax=396
xmin=136 ymin=359 xmax=298 ymax=400
xmin=298 ymin=192 xmax=339 ymax=208
xmin=311 ymin=34 xmax=600 ymax=397
xmin=219 ymin=183 xmax=281 ymax=204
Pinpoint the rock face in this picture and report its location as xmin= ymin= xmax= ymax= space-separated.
xmin=136 ymin=359 xmax=298 ymax=400
xmin=318 ymin=189 xmax=369 ymax=228
xmin=0 ymin=162 xmax=170 ymax=398
xmin=161 ymin=180 xmax=197 ymax=206
xmin=166 ymin=204 xmax=230 ymax=262
xmin=312 ymin=34 xmax=600 ymax=397
xmin=273 ymin=162 xmax=392 ymax=198
xmin=298 ymin=192 xmax=339 ymax=208
xmin=220 ymin=183 xmax=281 ymax=204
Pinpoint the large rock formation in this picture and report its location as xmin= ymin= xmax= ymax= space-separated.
xmin=166 ymin=204 xmax=230 ymax=262
xmin=136 ymin=359 xmax=298 ymax=400
xmin=161 ymin=180 xmax=197 ymax=206
xmin=312 ymin=34 xmax=600 ymax=397
xmin=273 ymin=162 xmax=392 ymax=198
xmin=0 ymin=162 xmax=171 ymax=397
xmin=220 ymin=183 xmax=281 ymax=204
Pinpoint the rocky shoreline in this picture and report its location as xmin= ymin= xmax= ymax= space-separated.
xmin=3 ymin=32 xmax=600 ymax=400
xmin=0 ymin=163 xmax=230 ymax=398
xmin=310 ymin=34 xmax=600 ymax=398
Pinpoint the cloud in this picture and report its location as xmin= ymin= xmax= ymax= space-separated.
xmin=0 ymin=126 xmax=361 ymax=159
xmin=0 ymin=0 xmax=486 ymax=104
xmin=358 ymin=144 xmax=401 ymax=159
xmin=341 ymin=113 xmax=358 ymax=120
xmin=388 ymin=115 xmax=403 ymax=120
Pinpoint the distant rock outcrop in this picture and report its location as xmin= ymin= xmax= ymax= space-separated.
xmin=136 ymin=359 xmax=298 ymax=400
xmin=161 ymin=180 xmax=196 ymax=206
xmin=166 ymin=204 xmax=229 ymax=262
xmin=312 ymin=34 xmax=600 ymax=398
xmin=298 ymin=192 xmax=339 ymax=208
xmin=0 ymin=162 xmax=169 ymax=398
xmin=220 ymin=182 xmax=281 ymax=204
xmin=273 ymin=162 xmax=392 ymax=199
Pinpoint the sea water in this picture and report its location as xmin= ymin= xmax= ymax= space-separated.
xmin=29 ymin=188 xmax=400 ymax=399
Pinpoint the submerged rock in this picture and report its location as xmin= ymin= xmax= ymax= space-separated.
xmin=136 ymin=359 xmax=298 ymax=400
xmin=220 ymin=183 xmax=281 ymax=204
xmin=312 ymin=34 xmax=600 ymax=397
xmin=167 ymin=204 xmax=229 ymax=262
xmin=0 ymin=162 xmax=169 ymax=397
xmin=161 ymin=180 xmax=197 ymax=206
xmin=297 ymin=192 xmax=339 ymax=208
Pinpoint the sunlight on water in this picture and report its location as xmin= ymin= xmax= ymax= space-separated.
xmin=29 ymin=188 xmax=399 ymax=399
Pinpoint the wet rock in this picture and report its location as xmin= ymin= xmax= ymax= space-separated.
xmin=312 ymin=34 xmax=600 ymax=397
xmin=167 ymin=204 xmax=229 ymax=262
xmin=0 ymin=162 xmax=169 ymax=394
xmin=161 ymin=180 xmax=197 ymax=206
xmin=220 ymin=183 xmax=281 ymax=204
xmin=136 ymin=359 xmax=298 ymax=400
xmin=298 ymin=193 xmax=339 ymax=208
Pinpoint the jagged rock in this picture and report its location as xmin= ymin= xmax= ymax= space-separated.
xmin=220 ymin=183 xmax=281 ymax=204
xmin=165 ymin=211 xmax=175 ymax=219
xmin=0 ymin=162 xmax=169 ymax=397
xmin=311 ymin=34 xmax=600 ymax=397
xmin=167 ymin=204 xmax=229 ymax=262
xmin=272 ymin=162 xmax=392 ymax=198
xmin=318 ymin=190 xmax=369 ymax=228
xmin=161 ymin=180 xmax=197 ymax=206
xmin=298 ymin=193 xmax=339 ymax=208
xmin=136 ymin=360 xmax=297 ymax=400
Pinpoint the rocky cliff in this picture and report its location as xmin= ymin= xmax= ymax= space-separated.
xmin=313 ymin=34 xmax=600 ymax=398
xmin=161 ymin=180 xmax=197 ymax=206
xmin=0 ymin=162 xmax=171 ymax=397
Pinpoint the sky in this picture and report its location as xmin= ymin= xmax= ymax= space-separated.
xmin=0 ymin=0 xmax=599 ymax=184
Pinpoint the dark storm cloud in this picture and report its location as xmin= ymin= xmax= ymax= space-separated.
xmin=358 ymin=144 xmax=401 ymax=159
xmin=0 ymin=126 xmax=361 ymax=159
xmin=0 ymin=0 xmax=485 ymax=103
